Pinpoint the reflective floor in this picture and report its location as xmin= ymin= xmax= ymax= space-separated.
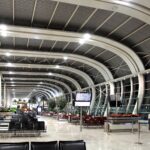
xmin=0 ymin=116 xmax=150 ymax=150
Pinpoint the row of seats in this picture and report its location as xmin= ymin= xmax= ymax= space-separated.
xmin=83 ymin=115 xmax=106 ymax=126
xmin=9 ymin=121 xmax=45 ymax=131
xmin=0 ymin=140 xmax=86 ymax=150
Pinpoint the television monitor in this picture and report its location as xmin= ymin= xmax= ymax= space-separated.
xmin=75 ymin=92 xmax=91 ymax=101
xmin=75 ymin=92 xmax=91 ymax=107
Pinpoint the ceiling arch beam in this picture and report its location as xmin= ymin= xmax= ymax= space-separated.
xmin=29 ymin=90 xmax=53 ymax=99
xmin=34 ymin=88 xmax=56 ymax=97
xmin=4 ymin=77 xmax=72 ymax=93
xmin=29 ymin=92 xmax=50 ymax=100
xmin=0 ymin=25 xmax=145 ymax=73
xmin=0 ymin=49 xmax=113 ymax=81
xmin=52 ymin=0 xmax=150 ymax=24
xmin=2 ymin=71 xmax=82 ymax=90
xmin=5 ymin=81 xmax=64 ymax=94
xmin=7 ymin=84 xmax=60 ymax=96
xmin=7 ymin=84 xmax=58 ymax=94
xmin=1 ymin=63 xmax=96 ymax=106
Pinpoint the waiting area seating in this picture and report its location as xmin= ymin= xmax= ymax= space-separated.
xmin=104 ymin=114 xmax=141 ymax=132
xmin=0 ymin=112 xmax=46 ymax=137
xmin=0 ymin=141 xmax=86 ymax=150
xmin=83 ymin=115 xmax=106 ymax=126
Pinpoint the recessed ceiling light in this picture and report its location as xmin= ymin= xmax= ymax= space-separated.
xmin=5 ymin=52 xmax=11 ymax=57
xmin=37 ymin=85 xmax=40 ymax=87
xmin=63 ymin=56 xmax=68 ymax=60
xmin=7 ymin=63 xmax=13 ymax=67
xmin=56 ymin=65 xmax=60 ymax=69
xmin=48 ymin=72 xmax=52 ymax=75
xmin=83 ymin=33 xmax=91 ymax=40
xmin=79 ymin=39 xmax=85 ymax=45
xmin=1 ymin=31 xmax=7 ymax=37
xmin=10 ymin=78 xmax=13 ymax=81
xmin=40 ymin=82 xmax=43 ymax=84
xmin=0 ymin=24 xmax=7 ymax=31
xmin=9 ymin=71 xmax=13 ymax=74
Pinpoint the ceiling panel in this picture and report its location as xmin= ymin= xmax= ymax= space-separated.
xmin=0 ymin=37 xmax=13 ymax=48
xmin=123 ymin=25 xmax=150 ymax=46
xmin=106 ymin=56 xmax=128 ymax=68
xmin=96 ymin=13 xmax=129 ymax=36
xmin=0 ymin=0 xmax=13 ymax=24
xmin=41 ymin=40 xmax=55 ymax=50
xmin=73 ymin=44 xmax=93 ymax=54
xmin=81 ymin=9 xmax=112 ymax=32
xmin=96 ymin=51 xmax=115 ymax=61
xmin=28 ymin=39 xmax=42 ymax=50
xmin=15 ymin=0 xmax=35 ymax=26
xmin=87 ymin=47 xmax=105 ymax=57
xmin=15 ymin=37 xmax=28 ymax=49
xmin=49 ymin=2 xmax=76 ymax=30
xmin=135 ymin=39 xmax=150 ymax=53
xmin=110 ymin=18 xmax=145 ymax=40
xmin=64 ymin=42 xmax=79 ymax=53
xmin=33 ymin=0 xmax=57 ymax=28
xmin=52 ymin=41 xmax=68 ymax=50
xmin=65 ymin=6 xmax=95 ymax=31
xmin=112 ymin=65 xmax=131 ymax=78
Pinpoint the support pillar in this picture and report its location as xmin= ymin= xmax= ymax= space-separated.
xmin=120 ymin=80 xmax=124 ymax=102
xmin=0 ymin=74 xmax=2 ymax=107
xmin=133 ymin=74 xmax=145 ymax=114
xmin=3 ymin=83 xmax=6 ymax=107
xmin=126 ymin=78 xmax=133 ymax=113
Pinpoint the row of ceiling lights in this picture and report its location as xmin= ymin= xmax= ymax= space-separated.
xmin=0 ymin=24 xmax=91 ymax=44
xmin=0 ymin=24 xmax=91 ymax=72
xmin=1 ymin=24 xmax=91 ymax=96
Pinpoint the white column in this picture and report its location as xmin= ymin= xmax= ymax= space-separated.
xmin=126 ymin=78 xmax=133 ymax=113
xmin=95 ymin=86 xmax=102 ymax=115
xmin=0 ymin=74 xmax=2 ymax=107
xmin=102 ymin=84 xmax=108 ymax=116
xmin=133 ymin=74 xmax=145 ymax=114
xmin=120 ymin=81 xmax=124 ymax=102
xmin=3 ymin=83 xmax=6 ymax=107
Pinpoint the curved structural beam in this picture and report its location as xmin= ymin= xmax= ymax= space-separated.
xmin=126 ymin=78 xmax=134 ymax=113
xmin=35 ymin=88 xmax=56 ymax=97
xmin=133 ymin=74 xmax=145 ymax=114
xmin=0 ymin=49 xmax=113 ymax=81
xmin=7 ymin=84 xmax=60 ymax=97
xmin=2 ymin=71 xmax=81 ymax=90
xmin=1 ymin=63 xmax=96 ymax=108
xmin=4 ymin=77 xmax=72 ymax=93
xmin=29 ymin=90 xmax=53 ymax=99
xmin=6 ymin=81 xmax=64 ymax=94
xmin=29 ymin=91 xmax=50 ymax=100
xmin=0 ymin=25 xmax=145 ymax=73
xmin=52 ymin=0 xmax=150 ymax=24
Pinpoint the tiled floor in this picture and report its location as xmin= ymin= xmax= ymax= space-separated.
xmin=0 ymin=116 xmax=150 ymax=150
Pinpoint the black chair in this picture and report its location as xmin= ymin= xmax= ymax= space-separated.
xmin=59 ymin=140 xmax=86 ymax=150
xmin=0 ymin=142 xmax=29 ymax=150
xmin=31 ymin=141 xmax=58 ymax=150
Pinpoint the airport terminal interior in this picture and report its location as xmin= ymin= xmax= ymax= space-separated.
xmin=0 ymin=0 xmax=150 ymax=150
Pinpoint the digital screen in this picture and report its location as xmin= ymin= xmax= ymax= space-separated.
xmin=37 ymin=106 xmax=42 ymax=112
xmin=75 ymin=92 xmax=91 ymax=101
